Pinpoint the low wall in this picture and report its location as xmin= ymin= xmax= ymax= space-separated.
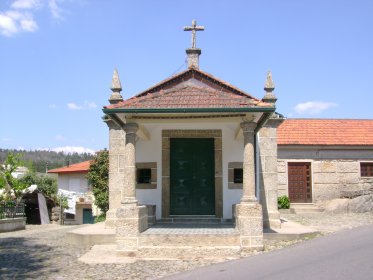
xmin=0 ymin=217 xmax=26 ymax=232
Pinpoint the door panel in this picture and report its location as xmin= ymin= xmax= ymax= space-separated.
xmin=288 ymin=162 xmax=312 ymax=203
xmin=170 ymin=138 xmax=215 ymax=215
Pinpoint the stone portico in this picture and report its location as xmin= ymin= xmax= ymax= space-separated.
xmin=102 ymin=20 xmax=283 ymax=256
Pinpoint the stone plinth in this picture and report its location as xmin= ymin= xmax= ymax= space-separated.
xmin=235 ymin=203 xmax=264 ymax=250
xmin=116 ymin=204 xmax=148 ymax=256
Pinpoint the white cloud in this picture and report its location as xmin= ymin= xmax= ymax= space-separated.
xmin=51 ymin=146 xmax=95 ymax=154
xmin=55 ymin=134 xmax=66 ymax=141
xmin=84 ymin=101 xmax=97 ymax=109
xmin=294 ymin=101 xmax=337 ymax=115
xmin=67 ymin=102 xmax=83 ymax=110
xmin=1 ymin=0 xmax=76 ymax=37
xmin=1 ymin=137 xmax=12 ymax=142
xmin=67 ymin=101 xmax=97 ymax=110
xmin=11 ymin=0 xmax=41 ymax=9
xmin=48 ymin=0 xmax=64 ymax=20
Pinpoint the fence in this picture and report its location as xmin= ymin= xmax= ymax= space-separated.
xmin=0 ymin=202 xmax=25 ymax=219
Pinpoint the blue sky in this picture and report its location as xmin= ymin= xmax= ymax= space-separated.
xmin=1 ymin=0 xmax=372 ymax=153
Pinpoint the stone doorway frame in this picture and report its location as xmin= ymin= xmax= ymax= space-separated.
xmin=162 ymin=130 xmax=223 ymax=218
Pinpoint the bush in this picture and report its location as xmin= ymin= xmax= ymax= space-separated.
xmin=278 ymin=195 xmax=290 ymax=209
xmin=87 ymin=150 xmax=109 ymax=216
xmin=94 ymin=213 xmax=106 ymax=223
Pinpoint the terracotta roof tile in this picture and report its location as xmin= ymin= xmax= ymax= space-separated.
xmin=278 ymin=119 xmax=373 ymax=146
xmin=105 ymin=68 xmax=271 ymax=110
xmin=48 ymin=160 xmax=91 ymax=174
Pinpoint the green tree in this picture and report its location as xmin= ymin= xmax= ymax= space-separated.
xmin=18 ymin=172 xmax=58 ymax=199
xmin=87 ymin=150 xmax=109 ymax=215
xmin=0 ymin=153 xmax=28 ymax=201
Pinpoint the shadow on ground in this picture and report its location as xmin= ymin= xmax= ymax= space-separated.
xmin=0 ymin=237 xmax=60 ymax=279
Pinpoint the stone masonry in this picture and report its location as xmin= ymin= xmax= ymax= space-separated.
xmin=258 ymin=117 xmax=284 ymax=229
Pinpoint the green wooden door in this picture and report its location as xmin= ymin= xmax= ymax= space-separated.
xmin=83 ymin=208 xmax=94 ymax=224
xmin=170 ymin=138 xmax=215 ymax=215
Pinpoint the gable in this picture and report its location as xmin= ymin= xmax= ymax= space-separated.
xmin=105 ymin=68 xmax=272 ymax=111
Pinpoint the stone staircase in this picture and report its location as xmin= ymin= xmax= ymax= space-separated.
xmin=290 ymin=203 xmax=324 ymax=214
xmin=135 ymin=216 xmax=241 ymax=259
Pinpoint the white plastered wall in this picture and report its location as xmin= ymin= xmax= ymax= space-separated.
xmin=135 ymin=119 xmax=244 ymax=219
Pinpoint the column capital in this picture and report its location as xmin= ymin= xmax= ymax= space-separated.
xmin=103 ymin=115 xmax=120 ymax=129
xmin=240 ymin=121 xmax=257 ymax=133
xmin=123 ymin=123 xmax=139 ymax=134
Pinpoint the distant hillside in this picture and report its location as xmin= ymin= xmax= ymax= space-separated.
xmin=0 ymin=149 xmax=94 ymax=173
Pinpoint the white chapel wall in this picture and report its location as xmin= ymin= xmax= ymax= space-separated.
xmin=135 ymin=119 xmax=244 ymax=219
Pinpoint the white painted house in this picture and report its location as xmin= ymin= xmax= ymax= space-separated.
xmin=48 ymin=161 xmax=98 ymax=224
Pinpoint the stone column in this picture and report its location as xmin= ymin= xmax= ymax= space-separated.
xmin=121 ymin=123 xmax=139 ymax=205
xmin=116 ymin=123 xmax=148 ymax=257
xmin=236 ymin=121 xmax=264 ymax=251
xmin=258 ymin=117 xmax=284 ymax=229
xmin=241 ymin=122 xmax=258 ymax=203
xmin=104 ymin=117 xmax=126 ymax=229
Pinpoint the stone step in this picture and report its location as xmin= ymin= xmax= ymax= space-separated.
xmin=137 ymin=245 xmax=241 ymax=259
xmin=140 ymin=233 xmax=240 ymax=247
xmin=290 ymin=204 xmax=324 ymax=214
xmin=157 ymin=216 xmax=233 ymax=224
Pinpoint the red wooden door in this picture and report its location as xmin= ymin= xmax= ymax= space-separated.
xmin=288 ymin=162 xmax=312 ymax=203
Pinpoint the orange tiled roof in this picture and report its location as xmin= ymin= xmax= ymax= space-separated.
xmin=278 ymin=119 xmax=373 ymax=146
xmin=48 ymin=160 xmax=91 ymax=174
xmin=105 ymin=68 xmax=271 ymax=110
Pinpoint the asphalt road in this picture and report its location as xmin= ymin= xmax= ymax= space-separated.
xmin=163 ymin=224 xmax=373 ymax=280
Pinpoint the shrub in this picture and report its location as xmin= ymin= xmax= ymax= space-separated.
xmin=278 ymin=195 xmax=290 ymax=209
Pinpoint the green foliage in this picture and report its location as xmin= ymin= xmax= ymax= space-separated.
xmin=87 ymin=150 xmax=109 ymax=215
xmin=278 ymin=195 xmax=290 ymax=209
xmin=18 ymin=172 xmax=58 ymax=199
xmin=0 ymin=153 xmax=28 ymax=200
xmin=94 ymin=213 xmax=106 ymax=223
xmin=55 ymin=194 xmax=69 ymax=209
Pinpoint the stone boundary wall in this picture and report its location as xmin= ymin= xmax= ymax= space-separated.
xmin=0 ymin=218 xmax=26 ymax=232
xmin=278 ymin=148 xmax=373 ymax=202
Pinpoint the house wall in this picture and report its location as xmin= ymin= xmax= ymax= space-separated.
xmin=278 ymin=147 xmax=373 ymax=202
xmin=58 ymin=173 xmax=89 ymax=193
xmin=135 ymin=119 xmax=244 ymax=219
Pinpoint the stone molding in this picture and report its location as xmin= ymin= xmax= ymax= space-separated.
xmin=161 ymin=129 xmax=223 ymax=218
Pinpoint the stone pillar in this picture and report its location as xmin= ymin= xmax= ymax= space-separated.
xmin=115 ymin=123 xmax=148 ymax=256
xmin=258 ymin=117 xmax=284 ymax=229
xmin=236 ymin=121 xmax=264 ymax=251
xmin=104 ymin=117 xmax=126 ymax=229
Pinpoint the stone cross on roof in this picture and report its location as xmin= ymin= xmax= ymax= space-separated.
xmin=184 ymin=19 xmax=204 ymax=49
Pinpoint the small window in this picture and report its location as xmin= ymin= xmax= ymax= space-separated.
xmin=65 ymin=213 xmax=75 ymax=220
xmin=234 ymin=168 xmax=243 ymax=183
xmin=361 ymin=162 xmax=373 ymax=177
xmin=137 ymin=168 xmax=151 ymax=184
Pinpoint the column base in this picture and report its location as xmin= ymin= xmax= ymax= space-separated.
xmin=105 ymin=209 xmax=117 ymax=229
xmin=115 ymin=204 xmax=148 ymax=253
xmin=235 ymin=202 xmax=264 ymax=251
xmin=263 ymin=210 xmax=282 ymax=229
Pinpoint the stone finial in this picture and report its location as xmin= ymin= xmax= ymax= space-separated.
xmin=109 ymin=68 xmax=123 ymax=104
xmin=184 ymin=20 xmax=204 ymax=69
xmin=262 ymin=71 xmax=277 ymax=103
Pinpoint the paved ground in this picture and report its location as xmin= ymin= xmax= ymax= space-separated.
xmin=164 ymin=224 xmax=373 ymax=280
xmin=1 ymin=212 xmax=372 ymax=280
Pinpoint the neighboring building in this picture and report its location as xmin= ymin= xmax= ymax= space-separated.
xmin=277 ymin=119 xmax=373 ymax=203
xmin=48 ymin=161 xmax=98 ymax=224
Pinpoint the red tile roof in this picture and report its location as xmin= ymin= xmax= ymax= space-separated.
xmin=278 ymin=119 xmax=373 ymax=146
xmin=105 ymin=68 xmax=271 ymax=110
xmin=48 ymin=160 xmax=91 ymax=174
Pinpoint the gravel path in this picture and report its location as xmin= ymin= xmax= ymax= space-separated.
xmin=1 ymin=213 xmax=373 ymax=279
